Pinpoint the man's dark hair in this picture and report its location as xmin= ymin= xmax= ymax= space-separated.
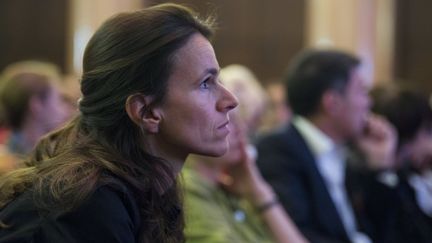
xmin=285 ymin=49 xmax=360 ymax=117
xmin=371 ymin=85 xmax=432 ymax=147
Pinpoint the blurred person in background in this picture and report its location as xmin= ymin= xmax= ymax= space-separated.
xmin=0 ymin=61 xmax=62 ymax=144
xmin=256 ymin=49 xmax=396 ymax=243
xmin=183 ymin=64 xmax=307 ymax=243
xmin=367 ymin=84 xmax=432 ymax=243
xmin=0 ymin=61 xmax=70 ymax=174
xmin=218 ymin=64 xmax=268 ymax=140
xmin=259 ymin=80 xmax=292 ymax=133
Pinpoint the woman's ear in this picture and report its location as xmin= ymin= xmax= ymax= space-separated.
xmin=125 ymin=94 xmax=161 ymax=133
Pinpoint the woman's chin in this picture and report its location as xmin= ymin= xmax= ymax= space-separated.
xmin=196 ymin=145 xmax=228 ymax=158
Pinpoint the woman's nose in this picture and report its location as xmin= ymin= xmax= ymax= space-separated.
xmin=217 ymin=85 xmax=238 ymax=112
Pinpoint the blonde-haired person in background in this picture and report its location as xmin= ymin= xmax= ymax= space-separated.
xmin=0 ymin=61 xmax=71 ymax=174
xmin=261 ymin=80 xmax=292 ymax=132
xmin=219 ymin=64 xmax=268 ymax=139
xmin=0 ymin=60 xmax=63 ymax=143
xmin=183 ymin=64 xmax=308 ymax=243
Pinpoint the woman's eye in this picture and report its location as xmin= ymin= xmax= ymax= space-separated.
xmin=200 ymin=78 xmax=211 ymax=89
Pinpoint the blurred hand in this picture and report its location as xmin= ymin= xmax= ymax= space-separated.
xmin=355 ymin=114 xmax=397 ymax=170
xmin=218 ymin=140 xmax=275 ymax=207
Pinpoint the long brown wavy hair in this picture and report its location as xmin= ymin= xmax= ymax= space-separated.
xmin=0 ymin=3 xmax=215 ymax=243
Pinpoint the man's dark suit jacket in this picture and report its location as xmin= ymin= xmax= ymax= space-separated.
xmin=256 ymin=124 xmax=373 ymax=243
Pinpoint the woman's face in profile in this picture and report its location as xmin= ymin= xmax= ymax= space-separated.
xmin=156 ymin=33 xmax=238 ymax=159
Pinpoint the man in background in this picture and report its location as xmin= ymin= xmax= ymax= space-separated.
xmin=256 ymin=50 xmax=396 ymax=243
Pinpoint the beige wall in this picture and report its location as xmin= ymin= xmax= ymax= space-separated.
xmin=67 ymin=0 xmax=143 ymax=74
xmin=67 ymin=0 xmax=396 ymax=86
xmin=305 ymin=0 xmax=396 ymax=85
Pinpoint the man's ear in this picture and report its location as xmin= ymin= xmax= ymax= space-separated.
xmin=125 ymin=94 xmax=161 ymax=133
xmin=321 ymin=90 xmax=342 ymax=116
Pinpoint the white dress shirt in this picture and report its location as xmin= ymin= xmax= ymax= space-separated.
xmin=293 ymin=116 xmax=371 ymax=243
xmin=409 ymin=170 xmax=432 ymax=217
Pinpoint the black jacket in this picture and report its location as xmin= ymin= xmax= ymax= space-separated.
xmin=0 ymin=184 xmax=141 ymax=243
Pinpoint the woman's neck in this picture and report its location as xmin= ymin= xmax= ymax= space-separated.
xmin=143 ymin=136 xmax=187 ymax=175
xmin=192 ymin=156 xmax=223 ymax=186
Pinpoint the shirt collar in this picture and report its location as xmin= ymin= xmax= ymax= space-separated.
xmin=292 ymin=115 xmax=336 ymax=157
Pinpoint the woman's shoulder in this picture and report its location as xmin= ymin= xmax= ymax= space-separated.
xmin=0 ymin=183 xmax=141 ymax=243
xmin=47 ymin=183 xmax=141 ymax=241
xmin=71 ymin=182 xmax=141 ymax=226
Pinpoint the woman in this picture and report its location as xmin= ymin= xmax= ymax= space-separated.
xmin=0 ymin=3 xmax=237 ymax=243
xmin=183 ymin=65 xmax=307 ymax=243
